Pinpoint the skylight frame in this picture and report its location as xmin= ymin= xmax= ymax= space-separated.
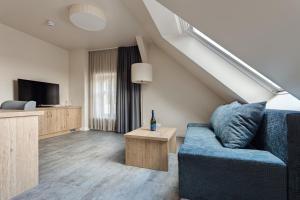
xmin=179 ymin=20 xmax=283 ymax=93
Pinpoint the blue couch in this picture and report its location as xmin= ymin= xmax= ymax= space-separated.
xmin=178 ymin=109 xmax=300 ymax=200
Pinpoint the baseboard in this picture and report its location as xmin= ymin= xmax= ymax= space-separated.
xmin=39 ymin=131 xmax=70 ymax=140
xmin=80 ymin=127 xmax=90 ymax=131
xmin=39 ymin=128 xmax=89 ymax=140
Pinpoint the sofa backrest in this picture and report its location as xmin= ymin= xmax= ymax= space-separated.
xmin=253 ymin=109 xmax=300 ymax=163
xmin=0 ymin=100 xmax=36 ymax=110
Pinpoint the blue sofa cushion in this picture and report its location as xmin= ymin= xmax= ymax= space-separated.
xmin=210 ymin=101 xmax=241 ymax=137
xmin=185 ymin=123 xmax=222 ymax=148
xmin=219 ymin=102 xmax=266 ymax=148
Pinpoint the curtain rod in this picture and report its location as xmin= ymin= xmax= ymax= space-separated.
xmin=88 ymin=43 xmax=138 ymax=52
xmin=88 ymin=47 xmax=118 ymax=52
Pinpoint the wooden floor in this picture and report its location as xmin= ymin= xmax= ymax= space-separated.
xmin=13 ymin=131 xmax=182 ymax=200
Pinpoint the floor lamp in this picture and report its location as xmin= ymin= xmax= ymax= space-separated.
xmin=131 ymin=63 xmax=153 ymax=127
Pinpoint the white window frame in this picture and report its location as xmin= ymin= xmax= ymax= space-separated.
xmin=183 ymin=24 xmax=283 ymax=93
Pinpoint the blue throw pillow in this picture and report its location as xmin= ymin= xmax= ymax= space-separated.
xmin=219 ymin=102 xmax=266 ymax=148
xmin=210 ymin=101 xmax=241 ymax=138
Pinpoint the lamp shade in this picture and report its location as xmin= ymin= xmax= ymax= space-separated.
xmin=131 ymin=63 xmax=152 ymax=84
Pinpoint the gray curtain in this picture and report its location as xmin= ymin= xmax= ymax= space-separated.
xmin=116 ymin=46 xmax=142 ymax=133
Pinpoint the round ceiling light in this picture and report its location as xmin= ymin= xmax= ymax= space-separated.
xmin=69 ymin=4 xmax=106 ymax=31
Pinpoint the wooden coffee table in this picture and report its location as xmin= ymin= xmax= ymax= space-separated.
xmin=124 ymin=127 xmax=177 ymax=171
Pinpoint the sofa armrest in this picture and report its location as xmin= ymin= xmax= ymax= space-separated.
xmin=287 ymin=113 xmax=300 ymax=200
xmin=187 ymin=123 xmax=209 ymax=128
xmin=178 ymin=145 xmax=287 ymax=200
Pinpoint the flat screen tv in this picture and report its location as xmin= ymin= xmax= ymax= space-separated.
xmin=18 ymin=79 xmax=59 ymax=106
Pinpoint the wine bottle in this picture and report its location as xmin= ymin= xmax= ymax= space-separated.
xmin=150 ymin=110 xmax=156 ymax=131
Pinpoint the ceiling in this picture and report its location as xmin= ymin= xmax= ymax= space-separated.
xmin=0 ymin=0 xmax=145 ymax=50
xmin=1 ymin=0 xmax=298 ymax=101
xmin=0 ymin=0 xmax=233 ymax=102
xmin=157 ymin=0 xmax=300 ymax=99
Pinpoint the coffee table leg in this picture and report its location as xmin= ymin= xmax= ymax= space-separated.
xmin=125 ymin=138 xmax=169 ymax=171
xmin=150 ymin=141 xmax=168 ymax=171
xmin=169 ymin=134 xmax=177 ymax=153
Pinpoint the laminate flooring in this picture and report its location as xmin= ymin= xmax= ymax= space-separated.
xmin=13 ymin=131 xmax=182 ymax=200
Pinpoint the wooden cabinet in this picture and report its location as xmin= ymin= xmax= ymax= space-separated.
xmin=47 ymin=109 xmax=58 ymax=134
xmin=37 ymin=106 xmax=81 ymax=139
xmin=39 ymin=110 xmax=48 ymax=135
xmin=66 ymin=108 xmax=81 ymax=130
xmin=0 ymin=110 xmax=42 ymax=200
xmin=56 ymin=108 xmax=68 ymax=131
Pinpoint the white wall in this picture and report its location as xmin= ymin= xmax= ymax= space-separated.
xmin=69 ymin=49 xmax=89 ymax=130
xmin=0 ymin=23 xmax=69 ymax=104
xmin=142 ymin=44 xmax=226 ymax=136
xmin=68 ymin=44 xmax=225 ymax=135
xmin=267 ymin=92 xmax=300 ymax=111
xmin=0 ymin=22 xmax=229 ymax=135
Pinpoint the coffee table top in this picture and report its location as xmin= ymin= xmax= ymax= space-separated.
xmin=124 ymin=127 xmax=176 ymax=141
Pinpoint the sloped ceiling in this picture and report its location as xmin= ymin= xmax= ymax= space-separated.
xmin=0 ymin=0 xmax=239 ymax=101
xmin=122 ymin=0 xmax=241 ymax=102
xmin=0 ymin=0 xmax=280 ymax=102
xmin=140 ymin=0 xmax=274 ymax=103
xmin=157 ymin=0 xmax=300 ymax=99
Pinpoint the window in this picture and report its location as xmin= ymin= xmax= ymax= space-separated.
xmin=177 ymin=16 xmax=283 ymax=93
xmin=94 ymin=72 xmax=116 ymax=119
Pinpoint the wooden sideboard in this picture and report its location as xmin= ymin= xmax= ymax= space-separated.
xmin=37 ymin=106 xmax=82 ymax=139
xmin=0 ymin=110 xmax=43 ymax=200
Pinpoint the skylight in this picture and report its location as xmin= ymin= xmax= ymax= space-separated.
xmin=176 ymin=17 xmax=283 ymax=93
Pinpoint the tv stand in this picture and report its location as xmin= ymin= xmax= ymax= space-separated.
xmin=37 ymin=106 xmax=82 ymax=139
